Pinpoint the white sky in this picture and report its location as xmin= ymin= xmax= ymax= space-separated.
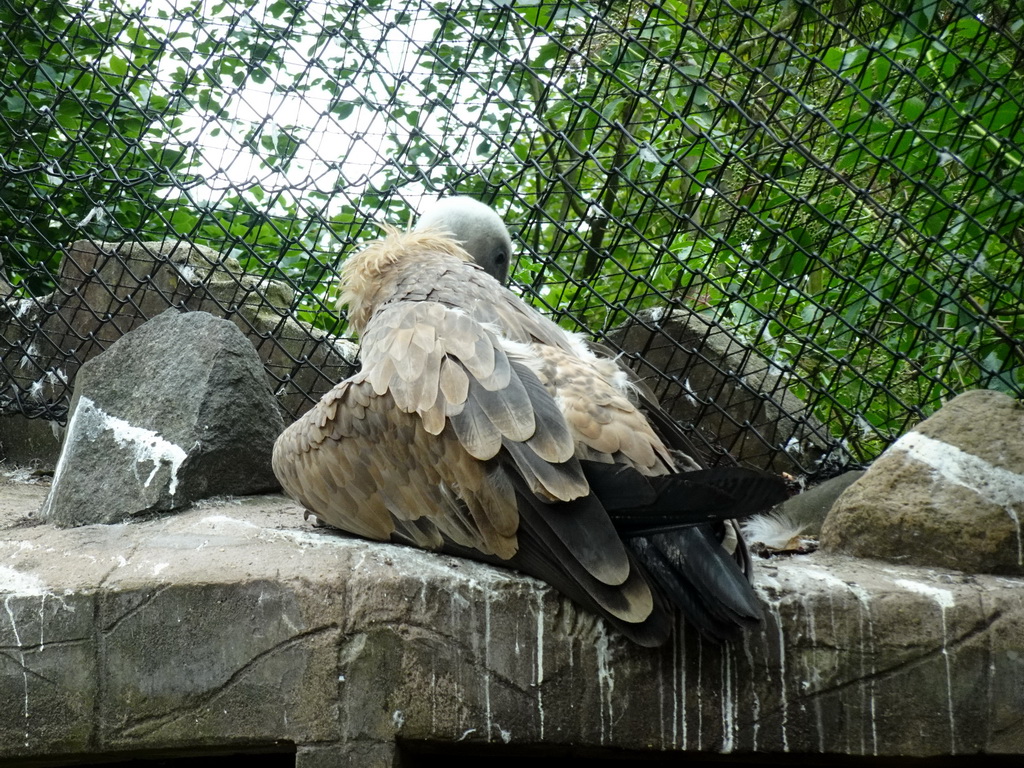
xmin=100 ymin=0 xmax=543 ymax=222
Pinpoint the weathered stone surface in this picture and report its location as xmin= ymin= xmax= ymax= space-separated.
xmin=40 ymin=310 xmax=284 ymax=526
xmin=0 ymin=239 xmax=356 ymax=428
xmin=768 ymin=469 xmax=865 ymax=537
xmin=822 ymin=389 xmax=1024 ymax=575
xmin=609 ymin=309 xmax=846 ymax=476
xmin=2 ymin=477 xmax=1022 ymax=764
xmin=0 ymin=414 xmax=63 ymax=468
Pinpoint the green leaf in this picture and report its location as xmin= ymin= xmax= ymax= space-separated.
xmin=896 ymin=96 xmax=926 ymax=123
xmin=821 ymin=46 xmax=847 ymax=72
xmin=530 ymin=40 xmax=562 ymax=69
xmin=904 ymin=0 xmax=940 ymax=33
xmin=2 ymin=93 xmax=27 ymax=113
xmin=109 ymin=55 xmax=128 ymax=76
xmin=840 ymin=47 xmax=867 ymax=74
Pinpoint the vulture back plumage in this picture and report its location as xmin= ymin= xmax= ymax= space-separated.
xmin=272 ymin=197 xmax=788 ymax=646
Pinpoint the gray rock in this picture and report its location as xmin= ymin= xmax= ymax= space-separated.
xmin=609 ymin=309 xmax=845 ymax=475
xmin=822 ymin=389 xmax=1024 ymax=575
xmin=0 ymin=239 xmax=357 ymax=427
xmin=1 ymin=479 xmax=1023 ymax=763
xmin=775 ymin=469 xmax=866 ymax=536
xmin=743 ymin=470 xmax=865 ymax=553
xmin=40 ymin=310 xmax=284 ymax=526
xmin=0 ymin=414 xmax=63 ymax=468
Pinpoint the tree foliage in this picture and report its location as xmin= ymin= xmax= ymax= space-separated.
xmin=1 ymin=0 xmax=1021 ymax=463
xmin=0 ymin=0 xmax=193 ymax=294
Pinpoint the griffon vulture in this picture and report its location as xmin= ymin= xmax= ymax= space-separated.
xmin=273 ymin=197 xmax=788 ymax=646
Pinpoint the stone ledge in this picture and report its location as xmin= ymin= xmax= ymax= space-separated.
xmin=1 ymin=478 xmax=1022 ymax=766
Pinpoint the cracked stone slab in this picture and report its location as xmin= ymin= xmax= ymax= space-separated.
xmin=1 ymin=476 xmax=1023 ymax=766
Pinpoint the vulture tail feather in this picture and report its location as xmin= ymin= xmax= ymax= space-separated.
xmin=627 ymin=526 xmax=763 ymax=641
xmin=580 ymin=461 xmax=789 ymax=536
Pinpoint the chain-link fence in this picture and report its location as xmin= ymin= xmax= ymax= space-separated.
xmin=1 ymin=0 xmax=1022 ymax=478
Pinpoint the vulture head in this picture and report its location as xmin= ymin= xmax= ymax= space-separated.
xmin=415 ymin=196 xmax=513 ymax=285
